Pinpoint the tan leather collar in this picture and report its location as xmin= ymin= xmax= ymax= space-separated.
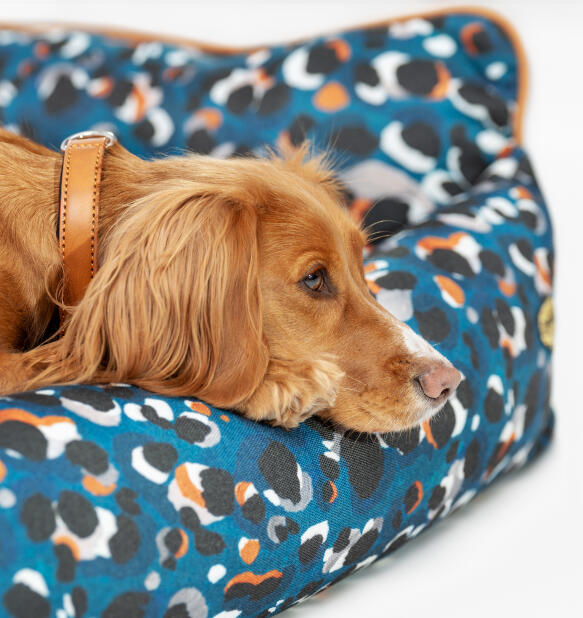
xmin=58 ymin=130 xmax=116 ymax=325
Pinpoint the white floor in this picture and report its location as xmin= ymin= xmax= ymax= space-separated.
xmin=2 ymin=1 xmax=581 ymax=616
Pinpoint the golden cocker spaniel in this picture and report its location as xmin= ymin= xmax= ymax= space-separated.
xmin=0 ymin=130 xmax=460 ymax=432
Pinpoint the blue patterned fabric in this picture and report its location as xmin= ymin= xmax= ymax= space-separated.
xmin=0 ymin=11 xmax=554 ymax=618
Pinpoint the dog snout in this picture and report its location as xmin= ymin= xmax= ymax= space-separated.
xmin=416 ymin=364 xmax=461 ymax=400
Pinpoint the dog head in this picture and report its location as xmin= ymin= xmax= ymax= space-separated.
xmin=25 ymin=142 xmax=460 ymax=432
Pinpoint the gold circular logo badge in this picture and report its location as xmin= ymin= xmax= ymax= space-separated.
xmin=537 ymin=296 xmax=554 ymax=348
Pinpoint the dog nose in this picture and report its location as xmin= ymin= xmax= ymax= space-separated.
xmin=417 ymin=365 xmax=462 ymax=400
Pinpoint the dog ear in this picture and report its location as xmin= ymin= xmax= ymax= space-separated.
xmin=22 ymin=183 xmax=270 ymax=406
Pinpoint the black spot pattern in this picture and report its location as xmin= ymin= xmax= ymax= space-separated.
xmin=428 ymin=485 xmax=446 ymax=510
xmin=109 ymin=515 xmax=140 ymax=564
xmin=332 ymin=125 xmax=378 ymax=155
xmin=299 ymin=535 xmax=324 ymax=564
xmin=397 ymin=60 xmax=438 ymax=95
xmin=273 ymin=517 xmax=299 ymax=543
xmin=392 ymin=510 xmax=403 ymax=530
xmin=484 ymin=388 xmax=504 ymax=423
xmin=57 ymin=491 xmax=98 ymax=538
xmin=481 ymin=307 xmax=499 ymax=348
xmin=402 ymin=122 xmax=440 ymax=158
xmin=345 ymin=528 xmax=379 ymax=564
xmin=458 ymin=82 xmax=509 ymax=126
xmin=446 ymin=440 xmax=459 ymax=463
xmin=9 ymin=392 xmax=60 ymax=407
xmin=333 ymin=527 xmax=351 ymax=553
xmin=376 ymin=270 xmax=417 ymax=290
xmin=3 ymin=584 xmax=50 ymax=618
xmin=102 ymin=592 xmax=150 ymax=618
xmin=62 ymin=387 xmax=115 ymax=411
xmin=241 ymin=494 xmax=265 ymax=524
xmin=414 ymin=307 xmax=450 ymax=342
xmin=381 ymin=426 xmax=420 ymax=454
xmin=226 ymin=85 xmax=253 ymax=114
xmin=174 ymin=416 xmax=211 ymax=444
xmin=0 ymin=421 xmax=47 ymax=461
xmin=142 ymin=442 xmax=178 ymax=473
xmin=404 ymin=483 xmax=421 ymax=512
xmin=307 ymin=45 xmax=340 ymax=74
xmin=355 ymin=62 xmax=379 ymax=85
xmin=200 ymin=468 xmax=234 ymax=517
xmin=319 ymin=454 xmax=340 ymax=480
xmin=258 ymin=83 xmax=290 ymax=115
xmin=464 ymin=439 xmax=481 ymax=479
xmin=450 ymin=125 xmax=487 ymax=183
xmin=72 ymin=586 xmax=88 ymax=618
xmin=259 ymin=442 xmax=301 ymax=504
xmin=225 ymin=575 xmax=282 ymax=602
xmin=428 ymin=249 xmax=475 ymax=277
xmin=180 ymin=507 xmax=226 ymax=556
xmin=65 ymin=440 xmax=109 ymax=475
xmin=54 ymin=543 xmax=76 ymax=582
xmin=289 ymin=114 xmax=315 ymax=146
xmin=427 ymin=403 xmax=456 ymax=448
xmin=45 ymin=75 xmax=78 ymax=113
xmin=115 ymin=488 xmax=141 ymax=515
xmin=187 ymin=129 xmax=215 ymax=154
xmin=20 ymin=493 xmax=55 ymax=541
xmin=340 ymin=434 xmax=384 ymax=499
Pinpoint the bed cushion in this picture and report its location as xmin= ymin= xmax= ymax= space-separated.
xmin=0 ymin=9 xmax=554 ymax=618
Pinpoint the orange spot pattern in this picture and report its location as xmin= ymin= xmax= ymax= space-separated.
xmin=485 ymin=435 xmax=516 ymax=478
xmin=92 ymin=77 xmax=114 ymax=98
xmin=313 ymin=82 xmax=350 ymax=113
xmin=498 ymin=279 xmax=516 ymax=297
xmin=240 ymin=539 xmax=260 ymax=564
xmin=460 ymin=23 xmax=483 ymax=55
xmin=235 ymin=481 xmax=252 ymax=506
xmin=54 ymin=536 xmax=80 ymax=561
xmin=188 ymin=401 xmax=212 ymax=416
xmin=406 ymin=481 xmax=424 ymax=514
xmin=0 ymin=409 xmax=74 ymax=427
xmin=175 ymin=529 xmax=189 ymax=559
xmin=534 ymin=253 xmax=551 ymax=287
xmin=132 ymin=85 xmax=147 ymax=122
xmin=515 ymin=186 xmax=533 ymax=200
xmin=82 ymin=475 xmax=116 ymax=496
xmin=423 ymin=420 xmax=438 ymax=449
xmin=429 ymin=62 xmax=450 ymax=100
xmin=34 ymin=42 xmax=50 ymax=58
xmin=224 ymin=569 xmax=282 ymax=594
xmin=326 ymin=39 xmax=352 ymax=62
xmin=417 ymin=231 xmax=467 ymax=253
xmin=366 ymin=279 xmax=381 ymax=295
xmin=196 ymin=108 xmax=223 ymax=130
xmin=326 ymin=480 xmax=338 ymax=503
xmin=175 ymin=464 xmax=206 ymax=508
xmin=434 ymin=275 xmax=465 ymax=306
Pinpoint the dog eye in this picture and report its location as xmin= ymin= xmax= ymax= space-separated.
xmin=302 ymin=268 xmax=326 ymax=293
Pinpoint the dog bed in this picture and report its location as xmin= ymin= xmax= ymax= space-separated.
xmin=0 ymin=8 xmax=554 ymax=618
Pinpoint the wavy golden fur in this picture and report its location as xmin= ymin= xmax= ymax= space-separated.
xmin=0 ymin=129 xmax=460 ymax=432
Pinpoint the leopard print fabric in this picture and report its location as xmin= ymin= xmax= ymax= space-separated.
xmin=0 ymin=11 xmax=554 ymax=618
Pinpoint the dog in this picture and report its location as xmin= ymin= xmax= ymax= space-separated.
xmin=0 ymin=128 xmax=461 ymax=432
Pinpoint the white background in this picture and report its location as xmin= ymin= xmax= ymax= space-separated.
xmin=2 ymin=1 xmax=581 ymax=617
